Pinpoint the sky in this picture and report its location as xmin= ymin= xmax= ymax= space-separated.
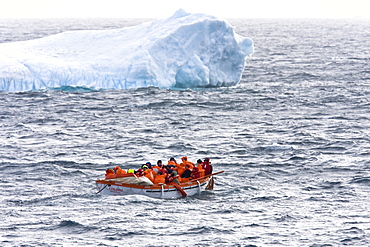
xmin=0 ymin=0 xmax=369 ymax=19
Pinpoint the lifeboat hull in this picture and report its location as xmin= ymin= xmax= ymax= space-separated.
xmin=95 ymin=177 xmax=210 ymax=199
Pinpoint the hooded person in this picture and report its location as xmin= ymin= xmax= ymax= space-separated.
xmin=167 ymin=157 xmax=177 ymax=166
xmin=114 ymin=166 xmax=126 ymax=175
xmin=145 ymin=162 xmax=152 ymax=169
xmin=202 ymin=158 xmax=212 ymax=175
xmin=105 ymin=168 xmax=116 ymax=179
xmin=166 ymin=158 xmax=177 ymax=173
xmin=177 ymin=156 xmax=194 ymax=176
xmin=196 ymin=159 xmax=205 ymax=177
xmin=155 ymin=160 xmax=167 ymax=175
xmin=180 ymin=156 xmax=194 ymax=169
xmin=153 ymin=169 xmax=167 ymax=184
xmin=152 ymin=160 xmax=162 ymax=173
xmin=141 ymin=165 xmax=155 ymax=182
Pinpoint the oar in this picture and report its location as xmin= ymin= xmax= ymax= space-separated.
xmin=205 ymin=176 xmax=215 ymax=190
xmin=190 ymin=170 xmax=224 ymax=182
xmin=173 ymin=183 xmax=187 ymax=197
xmin=96 ymin=184 xmax=108 ymax=194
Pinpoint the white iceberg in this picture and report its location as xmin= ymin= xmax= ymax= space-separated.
xmin=0 ymin=9 xmax=254 ymax=92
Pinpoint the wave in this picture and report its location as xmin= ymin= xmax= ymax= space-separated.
xmin=349 ymin=176 xmax=370 ymax=185
xmin=45 ymin=85 xmax=100 ymax=92
xmin=46 ymin=220 xmax=97 ymax=234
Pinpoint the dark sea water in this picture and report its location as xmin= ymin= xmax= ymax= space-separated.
xmin=1 ymin=18 xmax=370 ymax=246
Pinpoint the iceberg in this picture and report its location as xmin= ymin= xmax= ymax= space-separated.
xmin=0 ymin=9 xmax=253 ymax=92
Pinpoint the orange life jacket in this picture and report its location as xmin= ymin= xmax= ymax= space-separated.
xmin=143 ymin=169 xmax=155 ymax=182
xmin=176 ymin=163 xmax=186 ymax=176
xmin=191 ymin=167 xmax=200 ymax=179
xmin=180 ymin=156 xmax=194 ymax=170
xmin=197 ymin=163 xmax=205 ymax=177
xmin=167 ymin=160 xmax=177 ymax=166
xmin=116 ymin=167 xmax=126 ymax=175
xmin=105 ymin=169 xmax=116 ymax=179
xmin=153 ymin=174 xmax=166 ymax=184
xmin=152 ymin=165 xmax=161 ymax=173
xmin=106 ymin=169 xmax=114 ymax=175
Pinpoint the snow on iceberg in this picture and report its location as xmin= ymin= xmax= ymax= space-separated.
xmin=0 ymin=9 xmax=254 ymax=92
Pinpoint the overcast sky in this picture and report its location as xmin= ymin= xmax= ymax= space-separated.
xmin=0 ymin=0 xmax=369 ymax=19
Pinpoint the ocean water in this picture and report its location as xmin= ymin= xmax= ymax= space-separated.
xmin=1 ymin=18 xmax=370 ymax=246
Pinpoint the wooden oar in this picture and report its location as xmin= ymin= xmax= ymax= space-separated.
xmin=173 ymin=183 xmax=187 ymax=197
xmin=96 ymin=184 xmax=108 ymax=194
xmin=205 ymin=176 xmax=214 ymax=190
xmin=190 ymin=170 xmax=224 ymax=182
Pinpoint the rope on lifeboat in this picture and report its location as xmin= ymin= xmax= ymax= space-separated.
xmin=161 ymin=184 xmax=164 ymax=198
xmin=196 ymin=180 xmax=201 ymax=195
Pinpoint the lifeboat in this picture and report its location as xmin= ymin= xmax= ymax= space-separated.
xmin=95 ymin=171 xmax=223 ymax=199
